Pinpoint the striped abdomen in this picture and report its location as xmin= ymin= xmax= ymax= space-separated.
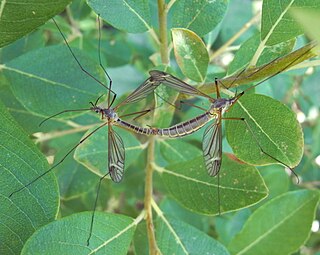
xmin=116 ymin=111 xmax=214 ymax=138
xmin=116 ymin=119 xmax=157 ymax=135
xmin=156 ymin=112 xmax=214 ymax=138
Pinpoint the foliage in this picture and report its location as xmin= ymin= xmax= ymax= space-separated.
xmin=0 ymin=0 xmax=320 ymax=254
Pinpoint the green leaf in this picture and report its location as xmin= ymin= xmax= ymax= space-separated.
xmin=259 ymin=165 xmax=290 ymax=202
xmin=55 ymin=148 xmax=99 ymax=200
xmin=170 ymin=0 xmax=228 ymax=36
xmin=215 ymin=209 xmax=252 ymax=246
xmin=172 ymin=28 xmax=209 ymax=82
xmin=290 ymin=8 xmax=320 ymax=42
xmin=133 ymin=222 xmax=149 ymax=255
xmin=21 ymin=212 xmax=137 ymax=255
xmin=3 ymin=45 xmax=106 ymax=117
xmin=158 ymin=154 xmax=268 ymax=215
xmin=160 ymin=198 xmax=210 ymax=232
xmin=227 ymin=33 xmax=295 ymax=75
xmin=228 ymin=190 xmax=320 ymax=255
xmin=261 ymin=0 xmax=320 ymax=46
xmin=74 ymin=125 xmax=145 ymax=178
xmin=158 ymin=139 xmax=202 ymax=164
xmin=87 ymin=0 xmax=151 ymax=33
xmin=0 ymin=0 xmax=71 ymax=47
xmin=156 ymin=214 xmax=230 ymax=255
xmin=0 ymin=102 xmax=59 ymax=255
xmin=202 ymin=42 xmax=317 ymax=93
xmin=226 ymin=94 xmax=303 ymax=168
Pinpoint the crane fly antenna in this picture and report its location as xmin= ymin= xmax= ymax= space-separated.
xmin=52 ymin=18 xmax=116 ymax=97
xmin=96 ymin=14 xmax=116 ymax=108
xmin=39 ymin=108 xmax=91 ymax=127
xmin=9 ymin=121 xmax=109 ymax=198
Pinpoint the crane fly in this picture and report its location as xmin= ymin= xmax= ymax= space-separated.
xmin=7 ymin=16 xmax=164 ymax=245
xmin=146 ymin=43 xmax=315 ymax=211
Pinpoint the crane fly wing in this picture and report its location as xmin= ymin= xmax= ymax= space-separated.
xmin=149 ymin=70 xmax=212 ymax=100
xmin=108 ymin=126 xmax=125 ymax=183
xmin=117 ymin=76 xmax=161 ymax=107
xmin=202 ymin=119 xmax=222 ymax=176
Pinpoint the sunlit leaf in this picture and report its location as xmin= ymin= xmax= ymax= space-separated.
xmin=227 ymin=33 xmax=295 ymax=75
xmin=226 ymin=94 xmax=303 ymax=168
xmin=172 ymin=28 xmax=209 ymax=82
xmin=261 ymin=0 xmax=320 ymax=45
xmin=158 ymin=154 xmax=268 ymax=215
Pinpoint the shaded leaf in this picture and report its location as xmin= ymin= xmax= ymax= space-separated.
xmin=3 ymin=45 xmax=106 ymax=117
xmin=74 ymin=125 xmax=145 ymax=178
xmin=0 ymin=0 xmax=71 ymax=47
xmin=228 ymin=190 xmax=320 ymax=255
xmin=156 ymin=214 xmax=230 ymax=255
xmin=0 ymin=102 xmax=59 ymax=255
xmin=21 ymin=212 xmax=136 ymax=255
xmin=88 ymin=0 xmax=151 ymax=33
xmin=170 ymin=0 xmax=228 ymax=36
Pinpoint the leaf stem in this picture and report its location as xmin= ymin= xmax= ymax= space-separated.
xmin=144 ymin=136 xmax=160 ymax=254
xmin=35 ymin=123 xmax=98 ymax=143
xmin=210 ymin=12 xmax=260 ymax=62
xmin=158 ymin=0 xmax=169 ymax=65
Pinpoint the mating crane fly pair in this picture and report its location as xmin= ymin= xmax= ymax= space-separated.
xmin=7 ymin=16 xmax=315 ymax=245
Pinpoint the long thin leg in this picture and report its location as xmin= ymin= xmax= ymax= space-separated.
xmin=9 ymin=121 xmax=109 ymax=198
xmin=52 ymin=18 xmax=116 ymax=96
xmin=87 ymin=171 xmax=110 ymax=246
xmin=39 ymin=108 xmax=91 ymax=126
xmin=119 ymin=108 xmax=152 ymax=120
xmin=222 ymin=117 xmax=299 ymax=183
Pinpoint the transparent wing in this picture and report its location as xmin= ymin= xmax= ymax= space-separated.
xmin=108 ymin=126 xmax=125 ymax=183
xmin=149 ymin=70 xmax=212 ymax=100
xmin=202 ymin=118 xmax=222 ymax=176
xmin=116 ymin=76 xmax=161 ymax=108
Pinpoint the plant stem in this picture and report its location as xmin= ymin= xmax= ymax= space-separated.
xmin=144 ymin=136 xmax=160 ymax=255
xmin=158 ymin=0 xmax=169 ymax=65
xmin=210 ymin=12 xmax=260 ymax=62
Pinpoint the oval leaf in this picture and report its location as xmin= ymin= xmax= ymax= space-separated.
xmin=74 ymin=125 xmax=144 ymax=178
xmin=87 ymin=0 xmax=151 ymax=33
xmin=158 ymin=154 xmax=268 ymax=215
xmin=261 ymin=0 xmax=320 ymax=46
xmin=156 ymin=215 xmax=230 ymax=255
xmin=0 ymin=102 xmax=59 ymax=255
xmin=226 ymin=94 xmax=303 ymax=168
xmin=21 ymin=212 xmax=136 ymax=255
xmin=170 ymin=0 xmax=228 ymax=36
xmin=3 ymin=45 xmax=106 ymax=117
xmin=0 ymin=0 xmax=71 ymax=47
xmin=172 ymin=28 xmax=209 ymax=82
xmin=228 ymin=190 xmax=320 ymax=255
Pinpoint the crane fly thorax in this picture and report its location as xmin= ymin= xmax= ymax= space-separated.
xmin=103 ymin=108 xmax=118 ymax=123
xmin=91 ymin=106 xmax=118 ymax=123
